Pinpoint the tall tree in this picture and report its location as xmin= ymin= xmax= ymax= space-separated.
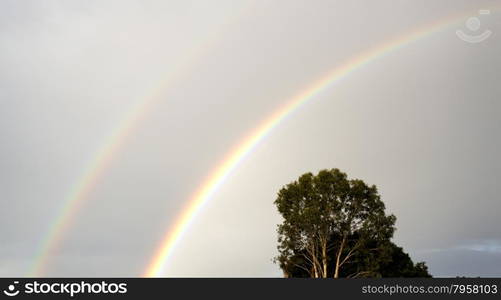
xmin=274 ymin=168 xmax=397 ymax=278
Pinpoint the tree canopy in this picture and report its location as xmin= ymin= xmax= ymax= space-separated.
xmin=274 ymin=168 xmax=431 ymax=278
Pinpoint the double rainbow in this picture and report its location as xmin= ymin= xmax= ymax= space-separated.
xmin=27 ymin=5 xmax=497 ymax=277
xmin=28 ymin=2 xmax=254 ymax=276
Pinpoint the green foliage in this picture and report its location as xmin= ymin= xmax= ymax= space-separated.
xmin=337 ymin=238 xmax=432 ymax=277
xmin=274 ymin=168 xmax=431 ymax=278
xmin=281 ymin=236 xmax=431 ymax=277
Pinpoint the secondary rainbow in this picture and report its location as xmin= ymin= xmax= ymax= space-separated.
xmin=144 ymin=6 xmax=497 ymax=277
xmin=27 ymin=3 xmax=255 ymax=277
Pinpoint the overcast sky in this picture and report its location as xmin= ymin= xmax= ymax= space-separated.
xmin=1 ymin=0 xmax=500 ymax=277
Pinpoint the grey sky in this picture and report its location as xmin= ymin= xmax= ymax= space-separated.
xmin=1 ymin=0 xmax=500 ymax=277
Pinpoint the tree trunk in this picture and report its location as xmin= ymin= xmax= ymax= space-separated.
xmin=334 ymin=235 xmax=346 ymax=278
xmin=321 ymin=238 xmax=328 ymax=278
xmin=310 ymin=244 xmax=319 ymax=278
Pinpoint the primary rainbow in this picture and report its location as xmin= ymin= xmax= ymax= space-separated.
xmin=144 ymin=6 xmax=496 ymax=277
xmin=27 ymin=3 xmax=255 ymax=276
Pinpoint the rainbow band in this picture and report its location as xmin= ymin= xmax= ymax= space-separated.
xmin=28 ymin=99 xmax=157 ymax=276
xmin=144 ymin=6 xmax=497 ymax=277
xmin=27 ymin=3 xmax=255 ymax=277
